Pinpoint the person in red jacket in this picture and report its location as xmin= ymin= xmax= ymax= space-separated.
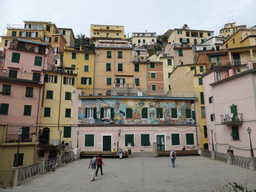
xmin=96 ymin=154 xmax=105 ymax=176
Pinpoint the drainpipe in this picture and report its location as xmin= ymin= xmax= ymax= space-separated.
xmin=57 ymin=73 xmax=63 ymax=133
xmin=193 ymin=101 xmax=199 ymax=149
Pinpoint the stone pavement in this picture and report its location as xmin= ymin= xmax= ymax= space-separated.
xmin=4 ymin=156 xmax=256 ymax=192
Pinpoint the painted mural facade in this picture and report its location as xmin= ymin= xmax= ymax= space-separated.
xmin=78 ymin=98 xmax=195 ymax=125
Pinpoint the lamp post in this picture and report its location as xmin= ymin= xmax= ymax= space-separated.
xmin=77 ymin=130 xmax=79 ymax=148
xmin=15 ymin=128 xmax=22 ymax=167
xmin=118 ymin=129 xmax=121 ymax=151
xmin=210 ymin=129 xmax=214 ymax=151
xmin=59 ymin=130 xmax=62 ymax=155
xmin=247 ymin=127 xmax=254 ymax=157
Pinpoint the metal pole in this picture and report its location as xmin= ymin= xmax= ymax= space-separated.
xmin=77 ymin=130 xmax=79 ymax=148
xmin=59 ymin=132 xmax=62 ymax=155
xmin=249 ymin=132 xmax=254 ymax=157
xmin=211 ymin=130 xmax=214 ymax=151
xmin=15 ymin=134 xmax=21 ymax=167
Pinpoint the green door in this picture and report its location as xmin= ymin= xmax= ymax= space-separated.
xmin=157 ymin=135 xmax=165 ymax=151
xmin=103 ymin=136 xmax=111 ymax=151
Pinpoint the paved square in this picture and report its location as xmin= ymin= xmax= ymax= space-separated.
xmin=4 ymin=156 xmax=256 ymax=192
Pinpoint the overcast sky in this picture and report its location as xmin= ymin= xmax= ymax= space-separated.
xmin=0 ymin=0 xmax=255 ymax=39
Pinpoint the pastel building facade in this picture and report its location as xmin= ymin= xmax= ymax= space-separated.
xmin=132 ymin=32 xmax=157 ymax=46
xmin=57 ymin=28 xmax=76 ymax=48
xmin=219 ymin=22 xmax=247 ymax=38
xmin=90 ymin=24 xmax=125 ymax=41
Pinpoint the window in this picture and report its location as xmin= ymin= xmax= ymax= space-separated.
xmin=86 ymin=108 xmax=94 ymax=118
xmin=141 ymin=134 xmax=150 ymax=146
xmin=106 ymin=63 xmax=111 ymax=71
xmin=179 ymin=38 xmax=183 ymax=43
xmin=135 ymin=78 xmax=140 ymax=86
xmin=33 ymin=73 xmax=40 ymax=82
xmin=185 ymin=109 xmax=191 ymax=118
xmin=203 ymin=126 xmax=208 ymax=138
xmin=186 ymin=133 xmax=195 ymax=145
xmin=177 ymin=30 xmax=182 ymax=34
xmin=216 ymin=46 xmax=220 ymax=51
xmin=168 ymin=59 xmax=172 ymax=66
xmin=44 ymin=108 xmax=51 ymax=117
xmin=178 ymin=50 xmax=183 ymax=56
xmin=60 ymin=54 xmax=63 ymax=62
xmin=231 ymin=126 xmax=239 ymax=140
xmin=150 ymin=63 xmax=155 ymax=68
xmin=116 ymin=33 xmax=119 ymax=36
xmin=64 ymin=127 xmax=71 ymax=138
xmin=2 ymin=84 xmax=11 ymax=95
xmin=198 ymin=77 xmax=203 ymax=85
xmin=54 ymin=37 xmax=58 ymax=42
xmin=65 ymin=108 xmax=71 ymax=118
xmin=194 ymin=39 xmax=197 ymax=45
xmin=84 ymin=65 xmax=89 ymax=72
xmin=186 ymin=38 xmax=190 ymax=43
xmin=141 ymin=108 xmax=148 ymax=118
xmin=71 ymin=64 xmax=76 ymax=69
xmin=45 ymin=75 xmax=57 ymax=83
xmin=171 ymin=108 xmax=177 ymax=118
xmin=200 ymin=92 xmax=205 ymax=104
xmin=125 ymin=134 xmax=134 ymax=146
xmin=210 ymin=114 xmax=215 ymax=121
xmin=138 ymin=39 xmax=141 ymax=43
xmin=22 ymin=127 xmax=30 ymax=140
xmin=233 ymin=38 xmax=235 ymax=44
xmin=106 ymin=78 xmax=112 ymax=85
xmin=200 ymin=66 xmax=204 ymax=72
xmin=85 ymin=134 xmax=94 ymax=146
xmin=34 ymin=56 xmax=42 ymax=66
xmin=11 ymin=53 xmax=20 ymax=63
xmin=226 ymin=43 xmax=228 ymax=48
xmin=134 ymin=64 xmax=139 ymax=72
xmin=24 ymin=105 xmax=32 ymax=116
xmin=168 ymin=73 xmax=171 ymax=79
xmin=62 ymin=30 xmax=66 ymax=35
xmin=25 ymin=87 xmax=33 ymax=97
xmin=118 ymin=51 xmax=122 ymax=58
xmin=201 ymin=107 xmax=206 ymax=119
xmin=46 ymin=25 xmax=50 ymax=31
xmin=64 ymin=77 xmax=75 ymax=85
xmin=72 ymin=53 xmax=76 ymax=59
xmin=151 ymin=73 xmax=156 ymax=78
xmin=209 ymin=96 xmax=213 ymax=104
xmin=208 ymin=32 xmax=212 ymax=36
xmin=126 ymin=108 xmax=133 ymax=118
xmin=65 ymin=92 xmax=71 ymax=100
xmin=157 ymin=108 xmax=163 ymax=118
xmin=0 ymin=103 xmax=9 ymax=115
xmin=4 ymin=40 xmax=8 ymax=46
xmin=118 ymin=63 xmax=123 ymax=71
xmin=171 ymin=134 xmax=180 ymax=145
xmin=38 ymin=46 xmax=46 ymax=54
xmin=84 ymin=54 xmax=89 ymax=60
xmin=44 ymin=36 xmax=51 ymax=43
xmin=143 ymin=39 xmax=145 ymax=44
xmin=81 ymin=77 xmax=92 ymax=85
xmin=54 ymin=48 xmax=58 ymax=54
xmin=107 ymin=51 xmax=112 ymax=58
xmin=46 ymin=90 xmax=53 ymax=99
xmin=151 ymin=85 xmax=156 ymax=91
xmin=9 ymin=70 xmax=17 ymax=78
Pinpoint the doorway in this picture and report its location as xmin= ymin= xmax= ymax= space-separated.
xmin=103 ymin=136 xmax=111 ymax=151
xmin=156 ymin=135 xmax=165 ymax=151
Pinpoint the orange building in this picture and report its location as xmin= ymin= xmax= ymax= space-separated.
xmin=147 ymin=61 xmax=164 ymax=95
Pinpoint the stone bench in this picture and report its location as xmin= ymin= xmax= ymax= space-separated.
xmin=80 ymin=151 xmax=128 ymax=158
xmin=157 ymin=150 xmax=199 ymax=157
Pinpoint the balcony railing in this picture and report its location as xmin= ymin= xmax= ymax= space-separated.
xmin=7 ymin=24 xmax=25 ymax=29
xmin=5 ymin=133 xmax=37 ymax=143
xmin=95 ymin=43 xmax=132 ymax=48
xmin=220 ymin=113 xmax=243 ymax=125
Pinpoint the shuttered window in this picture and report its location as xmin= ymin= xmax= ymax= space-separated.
xmin=84 ymin=54 xmax=89 ymax=60
xmin=24 ymin=105 xmax=32 ymax=116
xmin=200 ymin=92 xmax=205 ymax=104
xmin=171 ymin=108 xmax=177 ymax=118
xmin=126 ymin=108 xmax=133 ymax=118
xmin=65 ymin=92 xmax=71 ymax=100
xmin=134 ymin=64 xmax=139 ymax=72
xmin=151 ymin=73 xmax=156 ymax=78
xmin=25 ymin=87 xmax=33 ymax=97
xmin=85 ymin=134 xmax=94 ymax=146
xmin=11 ymin=53 xmax=20 ymax=63
xmin=157 ymin=108 xmax=163 ymax=118
xmin=118 ymin=51 xmax=122 ymax=58
xmin=135 ymin=78 xmax=140 ymax=86
xmin=230 ymin=126 xmax=239 ymax=140
xmin=72 ymin=53 xmax=76 ymax=59
xmin=84 ymin=65 xmax=89 ymax=72
xmin=64 ymin=127 xmax=71 ymax=138
xmin=0 ymin=103 xmax=9 ymax=115
xmin=125 ymin=134 xmax=134 ymax=146
xmin=33 ymin=73 xmax=40 ymax=82
xmin=44 ymin=108 xmax=51 ymax=117
xmin=168 ymin=59 xmax=172 ymax=65
xmin=141 ymin=134 xmax=150 ymax=146
xmin=178 ymin=50 xmax=183 ymax=56
xmin=152 ymin=85 xmax=156 ymax=91
xmin=171 ymin=134 xmax=180 ymax=145
xmin=106 ymin=63 xmax=111 ymax=71
xmin=107 ymin=51 xmax=111 ymax=58
xmin=34 ymin=56 xmax=42 ymax=66
xmin=22 ymin=127 xmax=30 ymax=139
xmin=186 ymin=109 xmax=191 ymax=118
xmin=9 ymin=70 xmax=17 ymax=78
xmin=118 ymin=63 xmax=123 ymax=71
xmin=71 ymin=64 xmax=76 ymax=69
xmin=65 ymin=108 xmax=71 ymax=118
xmin=186 ymin=133 xmax=194 ymax=145
xmin=198 ymin=78 xmax=203 ymax=85
xmin=107 ymin=78 xmax=111 ymax=85
xmin=46 ymin=90 xmax=53 ymax=99
xmin=141 ymin=108 xmax=148 ymax=118
xmin=2 ymin=84 xmax=11 ymax=95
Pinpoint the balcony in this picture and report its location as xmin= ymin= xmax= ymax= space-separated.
xmin=7 ymin=24 xmax=44 ymax=31
xmin=221 ymin=113 xmax=243 ymax=125
xmin=95 ymin=43 xmax=132 ymax=48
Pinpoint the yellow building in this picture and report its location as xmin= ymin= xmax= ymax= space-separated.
xmin=223 ymin=29 xmax=256 ymax=65
xmin=94 ymin=39 xmax=147 ymax=96
xmin=168 ymin=64 xmax=208 ymax=149
xmin=219 ymin=22 xmax=247 ymax=38
xmin=90 ymin=24 xmax=125 ymax=41
xmin=167 ymin=24 xmax=214 ymax=45
xmin=58 ymin=28 xmax=76 ymax=48
xmin=39 ymin=68 xmax=77 ymax=158
xmin=132 ymin=32 xmax=157 ymax=46
xmin=63 ymin=49 xmax=95 ymax=95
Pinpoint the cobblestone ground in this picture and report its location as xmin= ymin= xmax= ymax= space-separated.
xmin=4 ymin=156 xmax=256 ymax=192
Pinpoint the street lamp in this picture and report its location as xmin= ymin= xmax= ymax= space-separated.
xmin=77 ymin=130 xmax=79 ymax=148
xmin=210 ymin=129 xmax=214 ymax=151
xmin=247 ymin=127 xmax=254 ymax=157
xmin=59 ymin=130 xmax=62 ymax=155
xmin=15 ymin=128 xmax=22 ymax=167
xmin=118 ymin=129 xmax=121 ymax=151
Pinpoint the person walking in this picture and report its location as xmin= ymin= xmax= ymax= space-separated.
xmin=88 ymin=155 xmax=97 ymax=182
xmin=96 ymin=154 xmax=105 ymax=176
xmin=170 ymin=149 xmax=177 ymax=168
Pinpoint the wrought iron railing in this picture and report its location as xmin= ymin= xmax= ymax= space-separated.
xmin=17 ymin=163 xmax=41 ymax=184
xmin=202 ymin=149 xmax=211 ymax=158
xmin=232 ymin=155 xmax=250 ymax=169
xmin=215 ymin=152 xmax=228 ymax=162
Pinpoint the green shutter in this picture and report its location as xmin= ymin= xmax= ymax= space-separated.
xmin=126 ymin=108 xmax=133 ymax=118
xmin=89 ymin=78 xmax=91 ymax=85
xmin=54 ymin=76 xmax=58 ymax=83
xmin=11 ymin=53 xmax=20 ymax=63
xmin=71 ymin=64 xmax=76 ymax=68
xmin=25 ymin=87 xmax=33 ymax=97
xmin=118 ymin=51 xmax=122 ymax=58
xmin=81 ymin=77 xmax=84 ymax=84
xmin=22 ymin=127 xmax=30 ymax=139
xmin=63 ymin=77 xmax=67 ymax=84
xmin=135 ymin=64 xmax=139 ymax=72
xmin=33 ymin=73 xmax=40 ymax=82
xmin=46 ymin=90 xmax=53 ymax=99
xmin=9 ymin=70 xmax=17 ymax=78
xmin=84 ymin=54 xmax=89 ymax=60
xmin=107 ymin=78 xmax=111 ymax=85
xmin=151 ymin=73 xmax=156 ymax=78
xmin=142 ymin=108 xmax=148 ymax=118
xmin=171 ymin=134 xmax=180 ymax=145
xmin=171 ymin=108 xmax=177 ymax=118
xmin=230 ymin=105 xmax=237 ymax=121
xmin=186 ymin=133 xmax=194 ymax=145
xmin=200 ymin=92 xmax=205 ymax=104
xmin=44 ymin=108 xmax=51 ymax=117
xmin=200 ymin=66 xmax=204 ymax=72
xmin=111 ymin=108 xmax=114 ymax=119
xmin=168 ymin=59 xmax=172 ymax=65
xmin=141 ymin=134 xmax=150 ymax=146
xmin=85 ymin=134 xmax=94 ymax=146
xmin=93 ymin=108 xmax=97 ymax=119
xmin=65 ymin=92 xmax=71 ymax=100
xmin=0 ymin=104 xmax=9 ymax=115
xmin=100 ymin=107 xmax=104 ymax=119
xmin=72 ymin=53 xmax=76 ymax=59
xmin=231 ymin=126 xmax=239 ymax=140
xmin=152 ymin=85 xmax=156 ymax=90
xmin=198 ymin=78 xmax=203 ymax=85
xmin=178 ymin=50 xmax=183 ymax=56
xmin=64 ymin=127 xmax=71 ymax=138
xmin=2 ymin=84 xmax=11 ymax=95
xmin=34 ymin=56 xmax=42 ymax=66
xmin=107 ymin=51 xmax=111 ymax=58
xmin=208 ymin=56 xmax=211 ymax=62
xmin=179 ymin=38 xmax=183 ymax=43
xmin=157 ymin=108 xmax=163 ymax=118
xmin=106 ymin=63 xmax=111 ymax=71
xmin=44 ymin=74 xmax=48 ymax=83
xmin=125 ymin=134 xmax=134 ymax=146
xmin=135 ymin=78 xmax=140 ymax=86
xmin=186 ymin=38 xmax=190 ymax=43
xmin=118 ymin=63 xmax=123 ymax=71
xmin=186 ymin=109 xmax=191 ymax=118
xmin=60 ymin=54 xmax=63 ymax=62
xmin=84 ymin=65 xmax=89 ymax=72
xmin=72 ymin=78 xmax=75 ymax=85
xmin=65 ymin=108 xmax=71 ymax=117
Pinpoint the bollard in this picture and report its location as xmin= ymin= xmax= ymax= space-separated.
xmin=38 ymin=160 xmax=46 ymax=174
xmin=227 ymin=152 xmax=233 ymax=164
xmin=249 ymin=157 xmax=256 ymax=171
xmin=128 ymin=143 xmax=131 ymax=157
xmin=198 ymin=148 xmax=203 ymax=156
xmin=211 ymin=150 xmax=216 ymax=160
xmin=153 ymin=142 xmax=158 ymax=157
xmin=11 ymin=167 xmax=19 ymax=187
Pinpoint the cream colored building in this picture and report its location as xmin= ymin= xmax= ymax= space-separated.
xmin=58 ymin=28 xmax=76 ymax=48
xmin=132 ymin=32 xmax=157 ymax=46
xmin=219 ymin=22 xmax=247 ymax=38
xmin=90 ymin=24 xmax=125 ymax=41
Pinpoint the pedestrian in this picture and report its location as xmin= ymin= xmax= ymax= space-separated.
xmin=88 ymin=155 xmax=97 ymax=182
xmin=170 ymin=149 xmax=177 ymax=168
xmin=119 ymin=148 xmax=123 ymax=159
xmin=96 ymin=154 xmax=105 ymax=176
xmin=112 ymin=148 xmax=117 ymax=159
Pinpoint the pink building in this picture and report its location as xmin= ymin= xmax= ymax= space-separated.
xmin=202 ymin=65 xmax=256 ymax=157
xmin=0 ymin=39 xmax=54 ymax=142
